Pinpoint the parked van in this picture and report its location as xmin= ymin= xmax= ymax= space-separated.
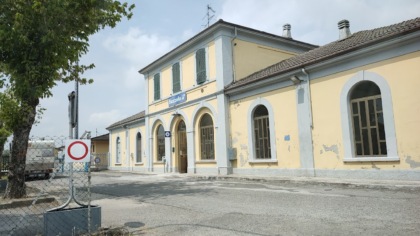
xmin=25 ymin=140 xmax=56 ymax=178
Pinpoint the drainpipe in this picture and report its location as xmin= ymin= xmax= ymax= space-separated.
xmin=301 ymin=68 xmax=313 ymax=129
xmin=231 ymin=27 xmax=237 ymax=82
xmin=123 ymin=125 xmax=130 ymax=172
xmin=301 ymin=68 xmax=315 ymax=177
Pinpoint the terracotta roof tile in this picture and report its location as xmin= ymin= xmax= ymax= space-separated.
xmin=91 ymin=133 xmax=109 ymax=141
xmin=225 ymin=17 xmax=420 ymax=91
xmin=106 ymin=110 xmax=145 ymax=130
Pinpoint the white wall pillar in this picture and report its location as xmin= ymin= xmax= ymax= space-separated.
xmin=187 ymin=130 xmax=195 ymax=173
xmin=296 ymin=76 xmax=315 ymax=176
xmin=214 ymin=33 xmax=233 ymax=175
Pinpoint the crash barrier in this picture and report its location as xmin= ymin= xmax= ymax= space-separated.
xmin=0 ymin=136 xmax=106 ymax=235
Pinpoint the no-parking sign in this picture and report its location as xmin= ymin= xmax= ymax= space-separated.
xmin=65 ymin=139 xmax=91 ymax=162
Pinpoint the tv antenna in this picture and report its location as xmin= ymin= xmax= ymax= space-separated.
xmin=202 ymin=4 xmax=215 ymax=28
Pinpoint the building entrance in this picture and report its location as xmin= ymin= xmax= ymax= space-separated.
xmin=177 ymin=120 xmax=188 ymax=173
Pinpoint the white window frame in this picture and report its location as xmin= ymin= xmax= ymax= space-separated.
xmin=136 ymin=132 xmax=142 ymax=163
xmin=156 ymin=124 xmax=165 ymax=162
xmin=247 ymin=98 xmax=277 ymax=163
xmin=340 ymin=71 xmax=398 ymax=162
xmin=115 ymin=136 xmax=121 ymax=164
xmin=199 ymin=113 xmax=215 ymax=160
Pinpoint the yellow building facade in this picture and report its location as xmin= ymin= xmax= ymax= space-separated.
xmin=107 ymin=18 xmax=420 ymax=180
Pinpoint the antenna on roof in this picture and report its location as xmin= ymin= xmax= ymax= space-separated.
xmin=202 ymin=4 xmax=215 ymax=28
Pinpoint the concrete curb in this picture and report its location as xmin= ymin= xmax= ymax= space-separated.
xmin=94 ymin=170 xmax=420 ymax=191
xmin=0 ymin=197 xmax=57 ymax=210
xmin=190 ymin=174 xmax=420 ymax=191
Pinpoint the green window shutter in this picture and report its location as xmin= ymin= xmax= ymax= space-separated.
xmin=196 ymin=48 xmax=206 ymax=84
xmin=154 ymin=73 xmax=160 ymax=100
xmin=172 ymin=62 xmax=181 ymax=93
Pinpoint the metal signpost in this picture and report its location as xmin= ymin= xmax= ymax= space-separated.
xmin=43 ymin=81 xmax=100 ymax=235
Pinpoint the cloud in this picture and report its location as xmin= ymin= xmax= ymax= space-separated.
xmin=28 ymin=0 xmax=420 ymax=139
xmin=219 ymin=0 xmax=420 ymax=45
xmin=88 ymin=109 xmax=125 ymax=129
xmin=181 ymin=29 xmax=196 ymax=42
xmin=102 ymin=27 xmax=174 ymax=65
xmin=123 ymin=66 xmax=145 ymax=90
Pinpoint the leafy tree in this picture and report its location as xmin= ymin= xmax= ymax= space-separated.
xmin=0 ymin=89 xmax=13 ymax=143
xmin=0 ymin=122 xmax=12 ymax=166
xmin=0 ymin=88 xmax=17 ymax=177
xmin=0 ymin=0 xmax=134 ymax=198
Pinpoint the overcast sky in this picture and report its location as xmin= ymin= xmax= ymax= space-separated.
xmin=29 ymin=0 xmax=420 ymax=138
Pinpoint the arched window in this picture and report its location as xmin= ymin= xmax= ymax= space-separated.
xmin=350 ymin=81 xmax=386 ymax=156
xmin=341 ymin=71 xmax=397 ymax=162
xmin=200 ymin=114 xmax=214 ymax=160
xmin=116 ymin=137 xmax=121 ymax=163
xmin=156 ymin=125 xmax=165 ymax=161
xmin=253 ymin=105 xmax=271 ymax=159
xmin=136 ymin=132 xmax=142 ymax=162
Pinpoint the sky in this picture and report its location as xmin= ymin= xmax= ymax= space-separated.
xmin=29 ymin=0 xmax=420 ymax=139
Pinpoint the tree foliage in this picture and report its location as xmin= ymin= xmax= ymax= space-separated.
xmin=0 ymin=89 xmax=15 ymax=165
xmin=0 ymin=0 xmax=134 ymax=198
xmin=0 ymin=121 xmax=11 ymax=160
xmin=0 ymin=0 xmax=134 ymax=98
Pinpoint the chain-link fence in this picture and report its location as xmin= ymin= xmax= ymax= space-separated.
xmin=0 ymin=136 xmax=107 ymax=236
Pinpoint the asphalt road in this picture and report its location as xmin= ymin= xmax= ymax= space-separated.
xmin=90 ymin=172 xmax=420 ymax=236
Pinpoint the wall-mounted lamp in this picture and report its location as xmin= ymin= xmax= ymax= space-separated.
xmin=290 ymin=76 xmax=302 ymax=85
xmin=172 ymin=112 xmax=180 ymax=117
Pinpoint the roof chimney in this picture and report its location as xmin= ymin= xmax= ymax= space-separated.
xmin=282 ymin=24 xmax=292 ymax=38
xmin=338 ymin=19 xmax=351 ymax=40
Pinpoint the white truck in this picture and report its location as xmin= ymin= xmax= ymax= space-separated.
xmin=25 ymin=140 xmax=56 ymax=178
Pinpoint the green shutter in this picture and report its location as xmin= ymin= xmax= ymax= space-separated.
xmin=196 ymin=48 xmax=206 ymax=84
xmin=172 ymin=62 xmax=181 ymax=93
xmin=154 ymin=73 xmax=160 ymax=100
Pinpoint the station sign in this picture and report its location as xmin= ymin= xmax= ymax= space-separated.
xmin=168 ymin=92 xmax=187 ymax=107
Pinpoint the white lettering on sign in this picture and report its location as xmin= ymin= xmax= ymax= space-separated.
xmin=168 ymin=92 xmax=187 ymax=107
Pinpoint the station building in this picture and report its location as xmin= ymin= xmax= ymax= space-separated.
xmin=107 ymin=17 xmax=420 ymax=180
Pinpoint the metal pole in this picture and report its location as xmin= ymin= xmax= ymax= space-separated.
xmin=74 ymin=78 xmax=79 ymax=139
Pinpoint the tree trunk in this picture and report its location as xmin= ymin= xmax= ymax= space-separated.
xmin=0 ymin=138 xmax=5 ymax=178
xmin=0 ymin=136 xmax=5 ymax=177
xmin=3 ymin=98 xmax=38 ymax=199
xmin=0 ymin=122 xmax=6 ymax=158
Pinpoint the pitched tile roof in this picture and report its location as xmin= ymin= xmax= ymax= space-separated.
xmin=139 ymin=19 xmax=317 ymax=74
xmin=91 ymin=133 xmax=109 ymax=141
xmin=106 ymin=110 xmax=145 ymax=130
xmin=225 ymin=17 xmax=420 ymax=92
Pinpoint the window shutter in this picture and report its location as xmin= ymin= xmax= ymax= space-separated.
xmin=172 ymin=62 xmax=181 ymax=93
xmin=196 ymin=48 xmax=206 ymax=84
xmin=154 ymin=73 xmax=160 ymax=100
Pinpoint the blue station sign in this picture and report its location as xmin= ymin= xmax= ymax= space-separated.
xmin=168 ymin=92 xmax=187 ymax=107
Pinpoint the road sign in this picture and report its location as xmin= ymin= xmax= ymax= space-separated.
xmin=65 ymin=139 xmax=91 ymax=162
xmin=165 ymin=131 xmax=171 ymax=138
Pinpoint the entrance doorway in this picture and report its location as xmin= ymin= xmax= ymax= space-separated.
xmin=177 ymin=120 xmax=188 ymax=173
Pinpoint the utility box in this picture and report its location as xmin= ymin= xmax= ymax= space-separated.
xmin=44 ymin=206 xmax=101 ymax=236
